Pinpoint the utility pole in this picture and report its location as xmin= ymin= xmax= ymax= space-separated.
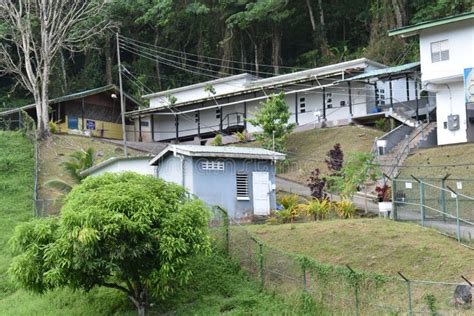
xmin=116 ymin=32 xmax=129 ymax=157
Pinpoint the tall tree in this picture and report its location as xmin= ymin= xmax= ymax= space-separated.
xmin=0 ymin=1 xmax=110 ymax=137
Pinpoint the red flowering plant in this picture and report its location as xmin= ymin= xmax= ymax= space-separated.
xmin=375 ymin=184 xmax=392 ymax=202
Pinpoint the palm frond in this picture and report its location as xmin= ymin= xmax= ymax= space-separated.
xmin=44 ymin=179 xmax=73 ymax=194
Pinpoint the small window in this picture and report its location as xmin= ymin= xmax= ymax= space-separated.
xmin=299 ymin=97 xmax=306 ymax=113
xmin=431 ymin=40 xmax=449 ymax=63
xmin=340 ymin=100 xmax=346 ymax=107
xmin=236 ymin=173 xmax=249 ymax=200
xmin=140 ymin=121 xmax=149 ymax=127
xmin=326 ymin=93 xmax=333 ymax=109
xmin=201 ymin=160 xmax=224 ymax=171
xmin=216 ymin=108 xmax=221 ymax=119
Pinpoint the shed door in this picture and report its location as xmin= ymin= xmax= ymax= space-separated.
xmin=252 ymin=172 xmax=270 ymax=216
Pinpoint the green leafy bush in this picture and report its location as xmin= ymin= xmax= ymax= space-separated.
xmin=210 ymin=134 xmax=223 ymax=146
xmin=334 ymin=200 xmax=356 ymax=219
xmin=306 ymin=199 xmax=332 ymax=221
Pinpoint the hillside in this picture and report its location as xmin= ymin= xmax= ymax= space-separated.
xmin=246 ymin=219 xmax=474 ymax=281
xmin=38 ymin=134 xmax=144 ymax=212
xmin=0 ymin=132 xmax=309 ymax=315
xmin=399 ymin=142 xmax=474 ymax=180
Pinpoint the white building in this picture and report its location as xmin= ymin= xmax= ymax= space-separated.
xmin=127 ymin=58 xmax=421 ymax=143
xmin=390 ymin=12 xmax=474 ymax=145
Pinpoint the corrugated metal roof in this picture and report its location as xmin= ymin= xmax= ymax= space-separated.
xmin=389 ymin=11 xmax=474 ymax=37
xmin=342 ymin=62 xmax=420 ymax=82
xmin=150 ymin=145 xmax=286 ymax=165
xmin=0 ymin=85 xmax=143 ymax=116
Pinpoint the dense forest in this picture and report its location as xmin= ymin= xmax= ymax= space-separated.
xmin=0 ymin=0 xmax=472 ymax=108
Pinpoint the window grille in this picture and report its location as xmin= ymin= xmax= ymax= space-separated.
xmin=236 ymin=173 xmax=249 ymax=199
xmin=201 ymin=160 xmax=224 ymax=171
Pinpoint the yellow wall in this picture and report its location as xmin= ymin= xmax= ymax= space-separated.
xmin=60 ymin=115 xmax=124 ymax=140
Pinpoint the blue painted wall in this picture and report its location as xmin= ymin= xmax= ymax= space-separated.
xmin=156 ymin=153 xmax=278 ymax=218
xmin=191 ymin=157 xmax=277 ymax=218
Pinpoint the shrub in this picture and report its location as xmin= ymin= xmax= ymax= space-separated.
xmin=334 ymin=200 xmax=356 ymax=219
xmin=233 ymin=131 xmax=249 ymax=142
xmin=307 ymin=168 xmax=327 ymax=200
xmin=274 ymin=194 xmax=302 ymax=223
xmin=375 ymin=184 xmax=392 ymax=202
xmin=210 ymin=134 xmax=223 ymax=146
xmin=306 ymin=199 xmax=332 ymax=221
xmin=325 ymin=143 xmax=344 ymax=175
xmin=48 ymin=120 xmax=58 ymax=133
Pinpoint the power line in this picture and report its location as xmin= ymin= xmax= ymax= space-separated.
xmin=118 ymin=34 xmax=308 ymax=71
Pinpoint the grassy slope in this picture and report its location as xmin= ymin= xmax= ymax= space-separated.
xmin=39 ymin=134 xmax=143 ymax=204
xmin=240 ymin=126 xmax=383 ymax=184
xmin=400 ymin=142 xmax=474 ymax=180
xmin=246 ymin=219 xmax=474 ymax=282
xmin=0 ymin=132 xmax=310 ymax=315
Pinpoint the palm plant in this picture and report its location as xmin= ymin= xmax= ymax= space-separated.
xmin=45 ymin=148 xmax=95 ymax=194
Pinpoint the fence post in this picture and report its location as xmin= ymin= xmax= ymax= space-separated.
xmin=302 ymin=265 xmax=307 ymax=292
xmin=392 ymin=177 xmax=398 ymax=220
xmin=398 ymin=272 xmax=413 ymax=316
xmin=440 ymin=178 xmax=447 ymax=222
xmin=455 ymin=194 xmax=461 ymax=242
xmin=419 ymin=181 xmax=425 ymax=226
xmin=223 ymin=209 xmax=230 ymax=255
xmin=346 ymin=265 xmax=360 ymax=316
xmin=258 ymin=241 xmax=264 ymax=290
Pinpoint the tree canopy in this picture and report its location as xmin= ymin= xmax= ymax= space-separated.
xmin=0 ymin=0 xmax=472 ymax=114
xmin=9 ymin=172 xmax=211 ymax=316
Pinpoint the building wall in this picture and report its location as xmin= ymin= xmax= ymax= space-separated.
xmin=419 ymin=19 xmax=474 ymax=83
xmin=87 ymin=158 xmax=155 ymax=177
xmin=436 ymin=81 xmax=467 ymax=145
xmin=146 ymin=75 xmax=417 ymax=142
xmin=155 ymin=154 xmax=194 ymax=193
xmin=191 ymin=157 xmax=277 ymax=219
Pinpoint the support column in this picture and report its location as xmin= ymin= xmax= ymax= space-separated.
xmin=415 ymin=78 xmax=420 ymax=122
xmin=174 ymin=115 xmax=179 ymax=143
xmin=294 ymin=92 xmax=299 ymax=125
xmin=197 ymin=111 xmax=201 ymax=139
xmin=389 ymin=77 xmax=394 ymax=109
xmin=81 ymin=98 xmax=85 ymax=130
xmin=219 ymin=107 xmax=223 ymax=133
xmin=243 ymin=102 xmax=247 ymax=131
xmin=405 ymin=74 xmax=410 ymax=101
xmin=348 ymin=82 xmax=353 ymax=116
xmin=138 ymin=116 xmax=142 ymax=142
xmin=150 ymin=115 xmax=155 ymax=141
xmin=322 ymin=87 xmax=326 ymax=121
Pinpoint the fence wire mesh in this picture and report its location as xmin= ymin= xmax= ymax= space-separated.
xmin=393 ymin=177 xmax=474 ymax=246
xmin=209 ymin=207 xmax=474 ymax=315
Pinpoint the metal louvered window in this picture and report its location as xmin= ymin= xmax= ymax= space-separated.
xmin=236 ymin=173 xmax=249 ymax=200
xmin=201 ymin=160 xmax=224 ymax=171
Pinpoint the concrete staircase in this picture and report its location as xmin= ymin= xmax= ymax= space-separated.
xmin=388 ymin=110 xmax=418 ymax=128
xmin=375 ymin=122 xmax=435 ymax=179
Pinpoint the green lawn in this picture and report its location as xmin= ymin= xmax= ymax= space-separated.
xmin=246 ymin=219 xmax=474 ymax=282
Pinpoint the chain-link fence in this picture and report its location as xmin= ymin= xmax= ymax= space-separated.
xmin=393 ymin=176 xmax=474 ymax=246
xmin=211 ymin=207 xmax=474 ymax=315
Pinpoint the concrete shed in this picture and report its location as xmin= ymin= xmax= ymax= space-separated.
xmin=80 ymin=156 xmax=155 ymax=177
xmin=150 ymin=145 xmax=286 ymax=219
